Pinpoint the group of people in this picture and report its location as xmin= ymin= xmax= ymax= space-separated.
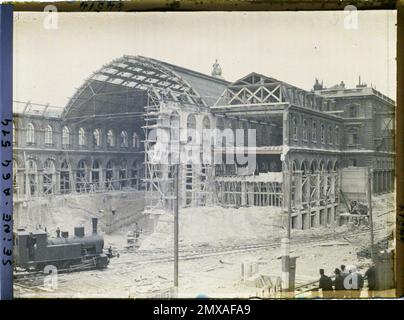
xmin=319 ymin=264 xmax=376 ymax=298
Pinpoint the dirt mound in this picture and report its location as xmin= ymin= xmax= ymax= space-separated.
xmin=139 ymin=206 xmax=284 ymax=250
xmin=14 ymin=191 xmax=145 ymax=236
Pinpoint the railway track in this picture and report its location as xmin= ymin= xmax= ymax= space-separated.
xmin=14 ymin=224 xmax=389 ymax=286
xmin=109 ymin=224 xmax=388 ymax=271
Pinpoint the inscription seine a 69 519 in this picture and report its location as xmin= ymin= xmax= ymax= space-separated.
xmin=1 ymin=118 xmax=13 ymax=268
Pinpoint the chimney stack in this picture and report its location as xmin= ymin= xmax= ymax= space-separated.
xmin=92 ymin=217 xmax=98 ymax=235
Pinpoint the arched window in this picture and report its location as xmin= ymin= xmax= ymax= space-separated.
xmin=327 ymin=125 xmax=333 ymax=145
xmin=26 ymin=123 xmax=35 ymax=144
xmin=93 ymin=129 xmax=101 ymax=147
xmin=26 ymin=159 xmax=37 ymax=196
xmin=62 ymin=126 xmax=70 ymax=146
xmin=302 ymin=120 xmax=308 ymax=141
xmin=215 ymin=117 xmax=226 ymax=147
xmin=91 ymin=160 xmax=101 ymax=187
xmin=120 ymin=130 xmax=128 ymax=147
xmin=312 ymin=121 xmax=317 ymax=142
xmin=78 ymin=128 xmax=86 ymax=146
xmin=202 ymin=116 xmax=211 ymax=148
xmin=335 ymin=126 xmax=339 ymax=145
xmin=203 ymin=116 xmax=211 ymax=129
xmin=132 ymin=132 xmax=140 ymax=149
xmin=292 ymin=117 xmax=297 ymax=140
xmin=60 ymin=160 xmax=70 ymax=194
xmin=44 ymin=125 xmax=52 ymax=145
xmin=170 ymin=113 xmax=180 ymax=144
xmin=43 ymin=159 xmax=56 ymax=194
xmin=320 ymin=124 xmax=325 ymax=143
xmin=76 ymin=160 xmax=87 ymax=192
xmin=216 ymin=117 xmax=224 ymax=131
xmin=301 ymin=161 xmax=309 ymax=174
xmin=119 ymin=160 xmax=127 ymax=188
xmin=131 ymin=160 xmax=140 ymax=189
xmin=107 ymin=130 xmax=115 ymax=147
xmin=106 ymin=160 xmax=114 ymax=187
xmin=187 ymin=114 xmax=197 ymax=143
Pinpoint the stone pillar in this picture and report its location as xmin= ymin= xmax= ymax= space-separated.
xmin=304 ymin=174 xmax=310 ymax=207
xmin=386 ymin=170 xmax=390 ymax=193
xmin=297 ymin=212 xmax=303 ymax=229
xmin=68 ymin=168 xmax=76 ymax=193
xmin=101 ymin=168 xmax=107 ymax=190
xmin=38 ymin=170 xmax=44 ymax=196
xmin=377 ymin=171 xmax=383 ymax=193
xmin=283 ymin=111 xmax=289 ymax=146
xmin=323 ymin=172 xmax=328 ymax=203
xmin=314 ymin=208 xmax=320 ymax=227
xmin=25 ymin=169 xmax=30 ymax=197
xmin=17 ymin=171 xmax=24 ymax=198
xmin=295 ymin=170 xmax=302 ymax=209
xmin=71 ymin=170 xmax=77 ymax=193
xmin=380 ymin=170 xmax=386 ymax=193
xmin=330 ymin=172 xmax=336 ymax=203
xmin=315 ymin=171 xmax=321 ymax=206
xmin=330 ymin=206 xmax=336 ymax=226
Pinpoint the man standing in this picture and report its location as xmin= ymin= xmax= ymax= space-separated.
xmin=319 ymin=269 xmax=334 ymax=299
xmin=26 ymin=233 xmax=37 ymax=261
xmin=333 ymin=268 xmax=346 ymax=299
xmin=364 ymin=265 xmax=376 ymax=298
xmin=340 ymin=265 xmax=349 ymax=278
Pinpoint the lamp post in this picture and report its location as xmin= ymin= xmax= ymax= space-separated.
xmin=174 ymin=160 xmax=179 ymax=288
xmin=368 ymin=167 xmax=375 ymax=261
xmin=282 ymin=158 xmax=293 ymax=293
xmin=173 ymin=132 xmax=181 ymax=291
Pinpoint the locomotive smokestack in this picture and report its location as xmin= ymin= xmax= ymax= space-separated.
xmin=92 ymin=217 xmax=98 ymax=235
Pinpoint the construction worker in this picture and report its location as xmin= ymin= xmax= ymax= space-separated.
xmin=319 ymin=269 xmax=334 ymax=299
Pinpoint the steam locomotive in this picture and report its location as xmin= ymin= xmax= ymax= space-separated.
xmin=14 ymin=218 xmax=109 ymax=272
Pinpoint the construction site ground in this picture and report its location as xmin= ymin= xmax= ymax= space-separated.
xmin=14 ymin=193 xmax=395 ymax=298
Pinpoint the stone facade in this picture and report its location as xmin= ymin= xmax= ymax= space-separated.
xmin=12 ymin=56 xmax=395 ymax=232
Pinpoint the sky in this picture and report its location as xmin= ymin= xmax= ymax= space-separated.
xmin=13 ymin=10 xmax=396 ymax=108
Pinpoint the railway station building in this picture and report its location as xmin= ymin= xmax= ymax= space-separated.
xmin=13 ymin=55 xmax=395 ymax=230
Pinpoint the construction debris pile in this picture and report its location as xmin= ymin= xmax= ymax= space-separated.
xmin=139 ymin=206 xmax=284 ymax=250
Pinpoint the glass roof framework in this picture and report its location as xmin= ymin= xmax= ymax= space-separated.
xmin=63 ymin=55 xmax=207 ymax=119
xmin=214 ymin=72 xmax=335 ymax=111
xmin=13 ymin=101 xmax=64 ymax=118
